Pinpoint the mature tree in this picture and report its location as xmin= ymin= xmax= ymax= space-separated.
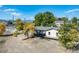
xmin=23 ymin=22 xmax=35 ymax=38
xmin=42 ymin=12 xmax=56 ymax=26
xmin=15 ymin=18 xmax=24 ymax=31
xmin=61 ymin=17 xmax=68 ymax=24
xmin=34 ymin=11 xmax=56 ymax=26
xmin=13 ymin=19 xmax=24 ymax=37
xmin=0 ymin=23 xmax=6 ymax=35
xmin=71 ymin=17 xmax=78 ymax=24
xmin=34 ymin=13 xmax=43 ymax=26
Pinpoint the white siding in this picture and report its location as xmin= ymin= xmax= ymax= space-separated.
xmin=55 ymin=23 xmax=61 ymax=27
xmin=55 ymin=21 xmax=64 ymax=27
xmin=45 ymin=30 xmax=58 ymax=39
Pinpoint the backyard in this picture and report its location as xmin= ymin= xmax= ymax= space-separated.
xmin=0 ymin=34 xmax=75 ymax=53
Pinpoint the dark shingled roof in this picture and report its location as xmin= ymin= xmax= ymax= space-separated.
xmin=35 ymin=26 xmax=58 ymax=31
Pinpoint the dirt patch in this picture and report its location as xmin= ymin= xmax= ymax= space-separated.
xmin=2 ymin=34 xmax=67 ymax=53
xmin=0 ymin=36 xmax=10 ymax=53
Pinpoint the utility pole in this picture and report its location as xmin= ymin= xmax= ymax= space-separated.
xmin=12 ymin=15 xmax=14 ymax=21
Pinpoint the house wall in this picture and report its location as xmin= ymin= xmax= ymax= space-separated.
xmin=5 ymin=26 xmax=16 ymax=35
xmin=45 ymin=30 xmax=58 ymax=39
xmin=55 ymin=21 xmax=64 ymax=27
xmin=55 ymin=23 xmax=61 ymax=27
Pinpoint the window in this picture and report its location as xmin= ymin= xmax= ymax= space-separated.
xmin=48 ymin=32 xmax=50 ymax=35
xmin=56 ymin=33 xmax=58 ymax=36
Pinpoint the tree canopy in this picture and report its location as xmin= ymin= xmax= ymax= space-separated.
xmin=34 ymin=11 xmax=56 ymax=26
xmin=23 ymin=22 xmax=35 ymax=38
xmin=61 ymin=17 xmax=68 ymax=23
xmin=15 ymin=18 xmax=24 ymax=31
xmin=58 ymin=23 xmax=79 ymax=49
xmin=71 ymin=17 xmax=78 ymax=24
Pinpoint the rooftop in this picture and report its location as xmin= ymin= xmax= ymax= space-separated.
xmin=35 ymin=26 xmax=58 ymax=31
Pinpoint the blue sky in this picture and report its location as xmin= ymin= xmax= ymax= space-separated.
xmin=0 ymin=5 xmax=79 ymax=20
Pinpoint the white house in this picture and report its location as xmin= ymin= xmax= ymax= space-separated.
xmin=45 ymin=28 xmax=58 ymax=39
xmin=35 ymin=26 xmax=58 ymax=39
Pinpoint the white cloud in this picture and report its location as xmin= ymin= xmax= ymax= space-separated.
xmin=11 ymin=12 xmax=21 ymax=16
xmin=65 ymin=9 xmax=79 ymax=13
xmin=4 ymin=8 xmax=16 ymax=12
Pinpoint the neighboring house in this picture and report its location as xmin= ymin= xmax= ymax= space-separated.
xmin=35 ymin=26 xmax=58 ymax=39
xmin=0 ymin=19 xmax=14 ymax=26
xmin=4 ymin=25 xmax=16 ymax=35
xmin=55 ymin=18 xmax=64 ymax=27
xmin=0 ymin=19 xmax=16 ymax=35
xmin=0 ymin=20 xmax=8 ymax=25
xmin=77 ymin=21 xmax=79 ymax=24
xmin=55 ymin=20 xmax=64 ymax=27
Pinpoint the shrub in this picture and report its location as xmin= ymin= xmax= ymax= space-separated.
xmin=15 ymin=19 xmax=24 ymax=31
xmin=0 ymin=23 xmax=6 ymax=35
xmin=65 ymin=42 xmax=75 ymax=49
xmin=13 ymin=31 xmax=18 ymax=37
xmin=58 ymin=24 xmax=79 ymax=49
xmin=23 ymin=23 xmax=35 ymax=38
